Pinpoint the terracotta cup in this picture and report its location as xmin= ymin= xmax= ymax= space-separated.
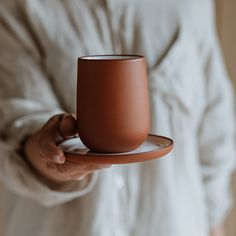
xmin=77 ymin=55 xmax=150 ymax=153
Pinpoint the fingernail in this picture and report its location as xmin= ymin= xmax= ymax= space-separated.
xmin=52 ymin=155 xmax=63 ymax=164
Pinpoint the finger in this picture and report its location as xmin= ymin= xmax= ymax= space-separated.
xmin=42 ymin=114 xmax=63 ymax=130
xmin=69 ymin=171 xmax=93 ymax=180
xmin=67 ymin=164 xmax=111 ymax=180
xmin=52 ymin=162 xmax=89 ymax=174
xmin=41 ymin=114 xmax=65 ymax=143
xmin=49 ymin=161 xmax=112 ymax=174
xmin=38 ymin=114 xmax=68 ymax=163
xmin=59 ymin=115 xmax=78 ymax=138
xmin=39 ymin=141 xmax=65 ymax=164
xmin=89 ymin=164 xmax=112 ymax=170
xmin=64 ymin=162 xmax=112 ymax=172
xmin=45 ymin=161 xmax=92 ymax=181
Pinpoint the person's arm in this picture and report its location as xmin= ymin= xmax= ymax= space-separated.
xmin=198 ymin=2 xmax=235 ymax=235
xmin=0 ymin=1 xmax=101 ymax=207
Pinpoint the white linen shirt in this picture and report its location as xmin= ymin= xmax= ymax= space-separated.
xmin=0 ymin=0 xmax=235 ymax=236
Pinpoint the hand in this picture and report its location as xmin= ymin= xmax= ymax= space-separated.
xmin=211 ymin=225 xmax=225 ymax=236
xmin=24 ymin=113 xmax=111 ymax=184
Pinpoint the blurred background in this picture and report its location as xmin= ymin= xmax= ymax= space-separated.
xmin=215 ymin=0 xmax=236 ymax=235
xmin=0 ymin=1 xmax=235 ymax=235
xmin=216 ymin=0 xmax=236 ymax=90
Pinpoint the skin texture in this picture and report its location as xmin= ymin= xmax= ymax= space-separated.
xmin=24 ymin=114 xmax=224 ymax=233
xmin=24 ymin=113 xmax=111 ymax=184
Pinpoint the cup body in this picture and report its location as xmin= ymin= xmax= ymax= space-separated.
xmin=77 ymin=55 xmax=150 ymax=153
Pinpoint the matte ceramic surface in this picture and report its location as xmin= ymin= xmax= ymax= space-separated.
xmin=59 ymin=134 xmax=174 ymax=164
xmin=77 ymin=55 xmax=150 ymax=153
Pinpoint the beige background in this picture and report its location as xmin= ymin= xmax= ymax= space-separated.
xmin=0 ymin=1 xmax=235 ymax=235
xmin=216 ymin=0 xmax=236 ymax=89
xmin=216 ymin=1 xmax=236 ymax=235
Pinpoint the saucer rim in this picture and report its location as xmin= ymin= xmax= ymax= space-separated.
xmin=63 ymin=134 xmax=174 ymax=164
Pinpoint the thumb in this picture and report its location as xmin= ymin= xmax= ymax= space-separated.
xmin=59 ymin=114 xmax=78 ymax=138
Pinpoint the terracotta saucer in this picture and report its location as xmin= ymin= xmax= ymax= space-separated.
xmin=59 ymin=134 xmax=174 ymax=164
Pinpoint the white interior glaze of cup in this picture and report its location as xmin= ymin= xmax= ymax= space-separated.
xmin=80 ymin=55 xmax=143 ymax=60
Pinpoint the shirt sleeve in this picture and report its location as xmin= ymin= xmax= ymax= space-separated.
xmin=198 ymin=2 xmax=236 ymax=227
xmin=0 ymin=1 xmax=97 ymax=207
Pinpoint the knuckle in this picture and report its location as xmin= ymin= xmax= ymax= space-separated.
xmin=45 ymin=115 xmax=63 ymax=129
xmin=48 ymin=115 xmax=59 ymax=123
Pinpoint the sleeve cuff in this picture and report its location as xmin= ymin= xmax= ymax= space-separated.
xmin=0 ymin=111 xmax=98 ymax=207
xmin=0 ymin=141 xmax=98 ymax=207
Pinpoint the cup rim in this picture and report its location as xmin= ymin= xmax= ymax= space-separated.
xmin=78 ymin=54 xmax=144 ymax=61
